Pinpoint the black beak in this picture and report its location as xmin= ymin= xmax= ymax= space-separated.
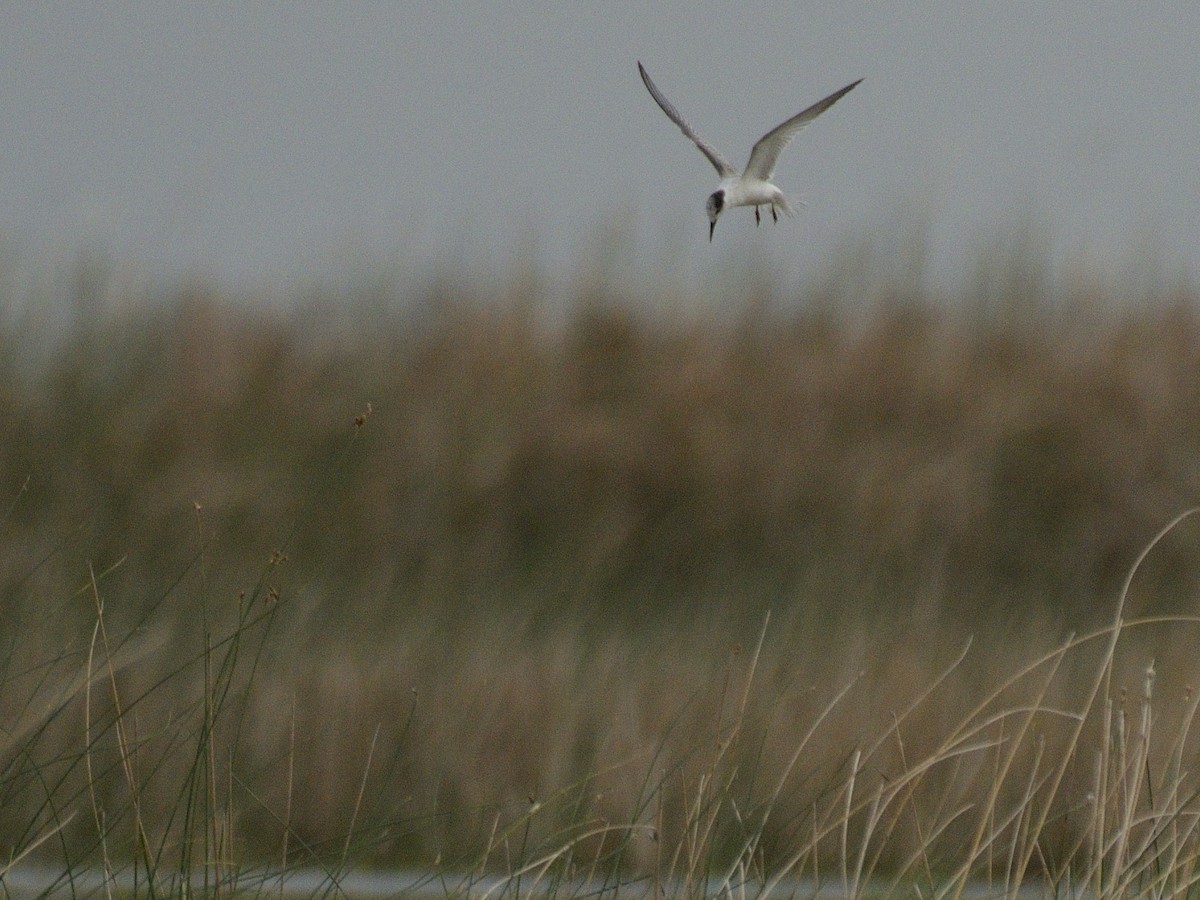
xmin=708 ymin=221 xmax=715 ymax=242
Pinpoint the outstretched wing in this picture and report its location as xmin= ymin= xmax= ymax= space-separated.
xmin=638 ymin=61 xmax=736 ymax=178
xmin=743 ymin=78 xmax=861 ymax=182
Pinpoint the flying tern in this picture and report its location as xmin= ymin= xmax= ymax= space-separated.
xmin=638 ymin=62 xmax=861 ymax=240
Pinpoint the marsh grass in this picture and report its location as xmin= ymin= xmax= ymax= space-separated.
xmin=9 ymin=550 xmax=1200 ymax=897
xmin=4 ymin=242 xmax=1200 ymax=894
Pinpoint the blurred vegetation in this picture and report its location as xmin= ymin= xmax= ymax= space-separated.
xmin=3 ymin=244 xmax=1199 ymax=630
xmin=3 ymin=237 xmax=1200 ymax=878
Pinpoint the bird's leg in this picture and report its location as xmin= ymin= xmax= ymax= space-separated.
xmin=771 ymin=205 xmax=778 ymax=223
xmin=755 ymin=206 xmax=760 ymax=226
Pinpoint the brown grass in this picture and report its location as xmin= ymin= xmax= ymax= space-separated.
xmin=3 ymin=241 xmax=1200 ymax=891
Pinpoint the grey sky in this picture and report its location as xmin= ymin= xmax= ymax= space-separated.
xmin=2 ymin=3 xmax=1198 ymax=294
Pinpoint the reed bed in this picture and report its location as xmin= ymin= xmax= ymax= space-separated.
xmin=2 ymin=242 xmax=1200 ymax=894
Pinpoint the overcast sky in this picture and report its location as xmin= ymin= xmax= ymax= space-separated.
xmin=2 ymin=3 xmax=1199 ymax=296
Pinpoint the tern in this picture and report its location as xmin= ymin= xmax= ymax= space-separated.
xmin=638 ymin=61 xmax=861 ymax=240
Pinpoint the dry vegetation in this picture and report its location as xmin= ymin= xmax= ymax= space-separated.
xmin=3 ymin=243 xmax=1200 ymax=895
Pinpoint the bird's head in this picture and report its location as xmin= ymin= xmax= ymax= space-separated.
xmin=705 ymin=189 xmax=725 ymax=241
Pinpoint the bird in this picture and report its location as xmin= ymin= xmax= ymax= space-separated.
xmin=638 ymin=61 xmax=861 ymax=241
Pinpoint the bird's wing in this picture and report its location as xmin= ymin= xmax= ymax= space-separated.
xmin=743 ymin=79 xmax=862 ymax=182
xmin=638 ymin=62 xmax=736 ymax=178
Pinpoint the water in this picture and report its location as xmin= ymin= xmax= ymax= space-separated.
xmin=0 ymin=864 xmax=1063 ymax=898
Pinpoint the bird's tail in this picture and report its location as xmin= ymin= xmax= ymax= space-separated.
xmin=775 ymin=195 xmax=804 ymax=218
